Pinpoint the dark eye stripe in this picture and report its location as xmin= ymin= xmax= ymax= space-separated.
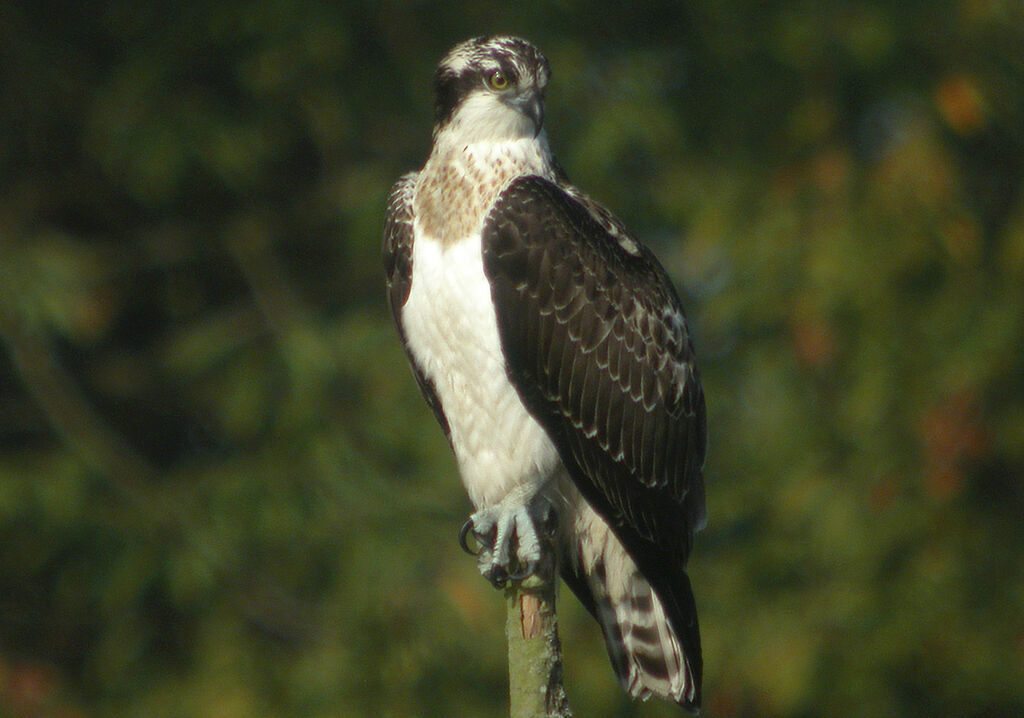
xmin=433 ymin=39 xmax=548 ymax=126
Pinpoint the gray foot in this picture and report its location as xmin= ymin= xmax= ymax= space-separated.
xmin=459 ymin=493 xmax=557 ymax=588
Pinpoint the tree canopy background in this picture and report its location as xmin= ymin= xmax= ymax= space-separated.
xmin=1 ymin=1 xmax=1023 ymax=716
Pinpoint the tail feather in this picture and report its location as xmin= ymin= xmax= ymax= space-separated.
xmin=562 ymin=502 xmax=702 ymax=712
xmin=592 ymin=563 xmax=698 ymax=708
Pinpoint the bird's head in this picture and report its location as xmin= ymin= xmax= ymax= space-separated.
xmin=432 ymin=36 xmax=550 ymax=143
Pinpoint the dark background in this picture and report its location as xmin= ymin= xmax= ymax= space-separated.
xmin=1 ymin=1 xmax=1023 ymax=716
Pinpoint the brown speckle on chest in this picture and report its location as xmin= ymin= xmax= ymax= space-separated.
xmin=414 ymin=143 xmax=549 ymax=246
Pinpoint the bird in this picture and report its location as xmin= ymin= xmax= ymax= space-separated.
xmin=383 ymin=36 xmax=707 ymax=711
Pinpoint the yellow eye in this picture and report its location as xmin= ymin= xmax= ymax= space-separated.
xmin=488 ymin=70 xmax=510 ymax=90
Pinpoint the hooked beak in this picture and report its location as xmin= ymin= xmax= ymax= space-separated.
xmin=525 ymin=93 xmax=544 ymax=137
xmin=508 ymin=91 xmax=545 ymax=137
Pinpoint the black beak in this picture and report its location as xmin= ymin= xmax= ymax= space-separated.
xmin=526 ymin=93 xmax=544 ymax=137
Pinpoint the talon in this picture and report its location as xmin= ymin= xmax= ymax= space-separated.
xmin=459 ymin=519 xmax=481 ymax=556
xmin=506 ymin=561 xmax=536 ymax=583
xmin=462 ymin=495 xmax=556 ymax=589
xmin=484 ymin=564 xmax=510 ymax=589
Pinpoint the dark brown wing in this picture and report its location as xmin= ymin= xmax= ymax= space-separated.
xmin=482 ymin=175 xmax=706 ymax=555
xmin=482 ymin=175 xmax=707 ymax=704
xmin=383 ymin=173 xmax=451 ymax=439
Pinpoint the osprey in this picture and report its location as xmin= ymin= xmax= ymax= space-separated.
xmin=384 ymin=36 xmax=707 ymax=711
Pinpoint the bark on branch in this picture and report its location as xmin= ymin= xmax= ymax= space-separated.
xmin=504 ymin=559 xmax=572 ymax=717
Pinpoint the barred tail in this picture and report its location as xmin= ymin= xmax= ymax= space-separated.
xmin=563 ymin=505 xmax=702 ymax=712
xmin=592 ymin=564 xmax=700 ymax=710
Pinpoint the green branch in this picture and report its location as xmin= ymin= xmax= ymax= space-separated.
xmin=504 ymin=562 xmax=572 ymax=718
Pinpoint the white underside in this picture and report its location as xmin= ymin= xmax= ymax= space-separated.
xmin=401 ymin=227 xmax=562 ymax=509
xmin=402 ymin=222 xmax=642 ymax=596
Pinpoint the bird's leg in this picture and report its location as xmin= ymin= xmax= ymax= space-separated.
xmin=459 ymin=486 xmax=559 ymax=588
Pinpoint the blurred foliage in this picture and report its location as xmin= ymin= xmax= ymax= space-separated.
xmin=1 ymin=1 xmax=1023 ymax=716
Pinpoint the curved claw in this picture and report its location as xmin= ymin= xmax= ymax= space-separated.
xmin=505 ymin=560 xmax=537 ymax=583
xmin=484 ymin=564 xmax=509 ymax=589
xmin=459 ymin=519 xmax=481 ymax=556
xmin=483 ymin=559 xmax=537 ymax=589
